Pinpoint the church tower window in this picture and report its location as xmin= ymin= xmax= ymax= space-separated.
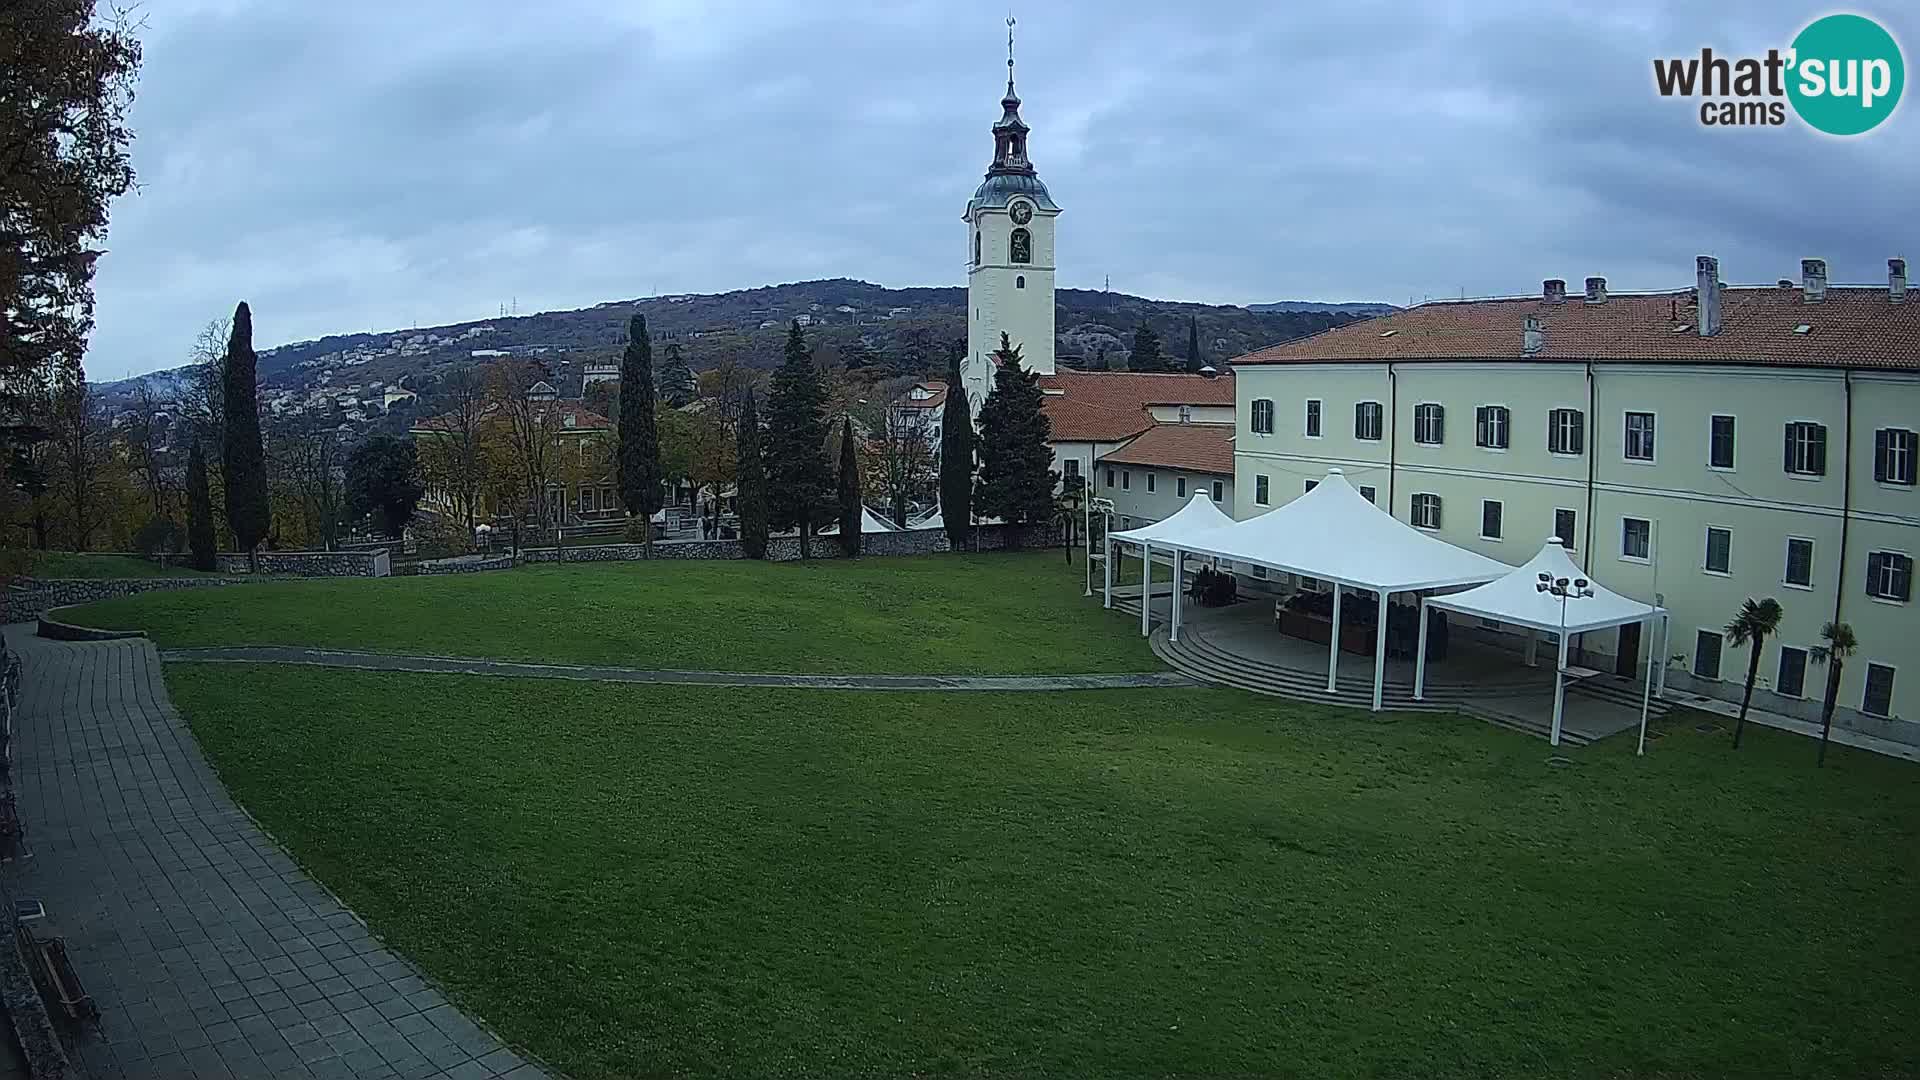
xmin=1016 ymin=276 xmax=1025 ymax=289
xmin=1011 ymin=228 xmax=1031 ymax=264
xmin=973 ymin=231 xmax=981 ymax=266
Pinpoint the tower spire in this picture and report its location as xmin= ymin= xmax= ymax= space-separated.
xmin=1006 ymin=14 xmax=1016 ymax=96
xmin=989 ymin=14 xmax=1033 ymax=177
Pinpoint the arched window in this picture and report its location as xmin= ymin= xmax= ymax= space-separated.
xmin=973 ymin=231 xmax=981 ymax=266
xmin=1010 ymin=227 xmax=1031 ymax=264
xmin=1016 ymin=275 xmax=1025 ymax=289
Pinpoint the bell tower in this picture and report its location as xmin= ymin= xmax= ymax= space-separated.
xmin=962 ymin=17 xmax=1059 ymax=410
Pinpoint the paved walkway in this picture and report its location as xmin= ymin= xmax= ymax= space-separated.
xmin=1 ymin=626 xmax=549 ymax=1080
xmin=159 ymin=646 xmax=1195 ymax=692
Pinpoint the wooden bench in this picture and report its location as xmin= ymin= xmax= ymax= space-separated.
xmin=14 ymin=917 xmax=94 ymax=1024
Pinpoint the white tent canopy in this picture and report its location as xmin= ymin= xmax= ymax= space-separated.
xmin=1110 ymin=489 xmax=1236 ymax=546
xmin=1417 ymin=538 xmax=1669 ymax=749
xmin=821 ymin=506 xmax=899 ymax=535
xmin=1173 ymin=469 xmax=1508 ymax=592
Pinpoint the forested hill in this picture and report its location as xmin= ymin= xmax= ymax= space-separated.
xmin=101 ymin=279 xmax=1373 ymax=412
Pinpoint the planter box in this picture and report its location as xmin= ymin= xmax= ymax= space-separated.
xmin=1275 ymin=607 xmax=1375 ymax=656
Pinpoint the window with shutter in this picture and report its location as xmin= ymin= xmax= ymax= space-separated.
xmin=1414 ymin=404 xmax=1445 ymax=445
xmin=1785 ymin=422 xmax=1827 ymax=476
xmin=1784 ymin=538 xmax=1814 ymax=587
xmin=1548 ymin=409 xmax=1584 ymax=455
xmin=1862 ymin=664 xmax=1896 ymax=717
xmin=1867 ymin=551 xmax=1912 ymax=601
xmin=1355 ymin=402 xmax=1383 ymax=441
xmin=1776 ymin=646 xmax=1808 ymax=698
xmin=1878 ymin=427 xmax=1917 ymax=485
xmin=1411 ymin=493 xmax=1442 ymax=530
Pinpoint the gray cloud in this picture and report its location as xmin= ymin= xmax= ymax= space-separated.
xmin=89 ymin=0 xmax=1920 ymax=379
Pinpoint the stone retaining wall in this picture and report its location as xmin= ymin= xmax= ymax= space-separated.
xmin=214 ymin=550 xmax=390 ymax=577
xmin=511 ymin=524 xmax=1057 ymax=565
xmin=3 ymin=577 xmax=259 ymax=625
xmin=414 ymin=554 xmax=515 ymax=575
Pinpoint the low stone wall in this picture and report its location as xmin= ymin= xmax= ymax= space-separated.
xmin=414 ymin=554 xmax=515 ymax=575
xmin=512 ymin=524 xmax=1057 ymax=566
xmin=214 ymin=549 xmax=391 ymax=577
xmin=3 ymin=577 xmax=257 ymax=625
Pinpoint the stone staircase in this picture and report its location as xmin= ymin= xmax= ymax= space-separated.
xmin=1134 ymin=603 xmax=1616 ymax=746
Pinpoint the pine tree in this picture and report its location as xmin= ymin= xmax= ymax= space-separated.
xmin=736 ymin=387 xmax=769 ymax=559
xmin=618 ymin=314 xmax=663 ymax=555
xmin=220 ymin=302 xmax=270 ymax=565
xmin=656 ymin=341 xmax=697 ymax=408
xmin=975 ymin=333 xmax=1056 ymax=547
xmin=938 ymin=345 xmax=973 ymax=551
xmin=1129 ymin=323 xmax=1166 ymax=372
xmin=1186 ymin=315 xmax=1204 ymax=373
xmin=186 ymin=441 xmax=216 ymax=571
xmin=764 ymin=321 xmax=833 ymax=557
xmin=836 ymin=416 xmax=861 ymax=558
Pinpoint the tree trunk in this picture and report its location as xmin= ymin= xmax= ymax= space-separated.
xmin=1733 ymin=644 xmax=1762 ymax=749
xmin=1817 ymin=661 xmax=1842 ymax=767
xmin=798 ymin=519 xmax=811 ymax=560
xmin=1063 ymin=515 xmax=1073 ymax=565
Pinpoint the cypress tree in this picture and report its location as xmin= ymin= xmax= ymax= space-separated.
xmin=1186 ymin=314 xmax=1204 ymax=372
xmin=656 ymin=341 xmax=697 ymax=408
xmin=618 ymin=314 xmax=663 ymax=555
xmin=1129 ymin=323 xmax=1165 ymax=372
xmin=764 ymin=321 xmax=833 ymax=557
xmin=938 ymin=345 xmax=973 ymax=551
xmin=186 ymin=441 xmax=216 ymax=571
xmin=736 ymin=386 xmax=769 ymax=559
xmin=836 ymin=415 xmax=861 ymax=558
xmin=220 ymin=302 xmax=270 ymax=564
xmin=975 ymin=333 xmax=1056 ymax=547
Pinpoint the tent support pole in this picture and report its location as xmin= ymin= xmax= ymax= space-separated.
xmin=1102 ymin=534 xmax=1113 ymax=609
xmin=1636 ymin=615 xmax=1654 ymax=757
xmin=1414 ymin=599 xmax=1430 ymax=701
xmin=1551 ymin=631 xmax=1569 ymax=747
xmin=1140 ymin=543 xmax=1153 ymax=637
xmin=1654 ymin=614 xmax=1670 ymax=696
xmin=1171 ymin=549 xmax=1184 ymax=644
xmin=1327 ymin=585 xmax=1342 ymax=693
xmin=1371 ymin=588 xmax=1389 ymax=712
xmin=1525 ymin=628 xmax=1538 ymax=667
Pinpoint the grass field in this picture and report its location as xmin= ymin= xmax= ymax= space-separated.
xmin=20 ymin=551 xmax=214 ymax=578
xmin=167 ymin=664 xmax=1920 ymax=1080
xmin=61 ymin=552 xmax=1149 ymax=674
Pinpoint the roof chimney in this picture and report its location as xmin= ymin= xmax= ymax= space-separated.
xmin=1695 ymin=255 xmax=1721 ymax=337
xmin=1543 ymin=278 xmax=1567 ymax=304
xmin=1522 ymin=314 xmax=1544 ymax=355
xmin=1584 ymin=276 xmax=1607 ymax=304
xmin=1891 ymin=258 xmax=1908 ymax=302
xmin=1801 ymin=258 xmax=1828 ymax=303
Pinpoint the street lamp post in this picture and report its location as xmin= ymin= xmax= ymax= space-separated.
xmin=1536 ymin=571 xmax=1594 ymax=748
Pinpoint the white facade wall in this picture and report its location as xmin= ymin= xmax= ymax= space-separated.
xmin=1233 ymin=360 xmax=1920 ymax=731
xmin=1147 ymin=403 xmax=1234 ymax=424
xmin=966 ymin=200 xmax=1058 ymax=382
xmin=1095 ymin=459 xmax=1232 ymax=530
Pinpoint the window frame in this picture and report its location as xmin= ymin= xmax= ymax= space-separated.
xmin=1303 ymin=479 xmax=1319 ymax=494
xmin=1694 ymin=628 xmax=1725 ymax=681
xmin=1784 ymin=536 xmax=1815 ymax=589
xmin=1876 ymin=426 xmax=1918 ymax=486
xmin=1708 ymin=414 xmax=1737 ymax=471
xmin=1250 ymin=398 xmax=1275 ymax=435
xmin=1475 ymin=404 xmax=1511 ymax=451
xmin=1548 ymin=408 xmax=1585 ymax=457
xmin=1121 ymin=470 xmax=1130 ymax=491
xmin=1480 ymin=499 xmax=1503 ymax=541
xmin=1359 ymin=485 xmax=1377 ymax=504
xmin=1784 ymin=420 xmax=1828 ymax=478
xmin=1211 ymin=479 xmax=1224 ymax=502
xmin=1865 ymin=550 xmax=1913 ymax=603
xmin=1146 ymin=472 xmax=1156 ymax=493
xmin=1104 ymin=467 xmax=1115 ymax=488
xmin=1009 ymin=226 xmax=1032 ymax=264
xmin=1775 ymin=645 xmax=1809 ymax=700
xmin=1412 ymin=402 xmax=1445 ymax=446
xmin=1255 ymin=474 xmax=1270 ymax=506
xmin=1304 ymin=399 xmax=1323 ymax=439
xmin=1704 ymin=525 xmax=1732 ymax=576
xmin=1175 ymin=476 xmax=1186 ymax=498
xmin=1411 ymin=493 xmax=1442 ymax=531
xmin=1554 ymin=508 xmax=1578 ymax=551
xmin=1862 ymin=663 xmax=1896 ymax=718
xmin=1623 ymin=410 xmax=1658 ymax=463
xmin=1355 ymin=401 xmax=1384 ymax=442
xmin=1621 ymin=516 xmax=1652 ymax=564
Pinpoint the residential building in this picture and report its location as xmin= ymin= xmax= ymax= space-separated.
xmin=1092 ymin=422 xmax=1235 ymax=530
xmin=1040 ymin=369 xmax=1235 ymax=492
xmin=1226 ymin=256 xmax=1918 ymax=733
xmin=410 ymin=391 xmax=619 ymax=525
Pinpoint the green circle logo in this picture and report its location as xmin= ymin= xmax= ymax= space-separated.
xmin=1787 ymin=14 xmax=1904 ymax=135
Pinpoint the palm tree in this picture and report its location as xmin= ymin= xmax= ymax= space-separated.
xmin=1724 ymin=597 xmax=1784 ymax=750
xmin=1808 ymin=621 xmax=1859 ymax=768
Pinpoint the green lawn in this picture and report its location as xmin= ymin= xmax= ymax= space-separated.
xmin=64 ymin=552 xmax=1149 ymax=674
xmin=22 ymin=551 xmax=214 ymax=579
xmin=168 ymin=664 xmax=1920 ymax=1080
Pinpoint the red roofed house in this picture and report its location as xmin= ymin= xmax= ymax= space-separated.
xmin=1226 ymin=255 xmax=1918 ymax=736
xmin=410 ymin=379 xmax=621 ymax=526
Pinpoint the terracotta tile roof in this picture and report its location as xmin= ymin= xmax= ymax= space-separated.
xmin=1096 ymin=423 xmax=1236 ymax=474
xmin=1232 ymin=285 xmax=1920 ymax=370
xmin=1036 ymin=368 xmax=1235 ymax=442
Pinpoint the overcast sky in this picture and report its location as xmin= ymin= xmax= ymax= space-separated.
xmin=88 ymin=0 xmax=1919 ymax=380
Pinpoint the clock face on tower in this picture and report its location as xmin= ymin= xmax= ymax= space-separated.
xmin=1009 ymin=201 xmax=1033 ymax=225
